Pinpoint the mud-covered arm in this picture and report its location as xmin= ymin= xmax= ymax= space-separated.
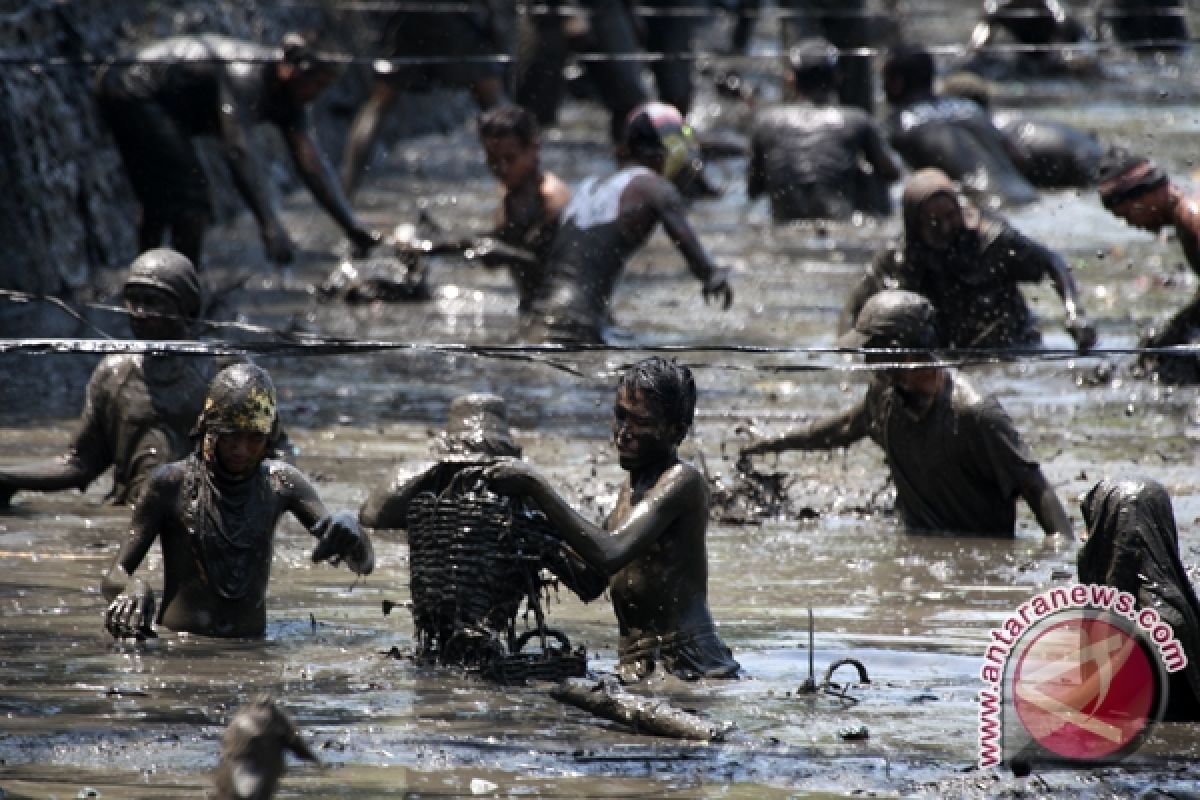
xmin=282 ymin=120 xmax=378 ymax=253
xmin=481 ymin=461 xmax=699 ymax=575
xmin=0 ymin=369 xmax=114 ymax=498
xmin=746 ymin=130 xmax=767 ymax=199
xmin=1172 ymin=190 xmax=1200 ymax=276
xmin=358 ymin=466 xmax=433 ymax=530
xmin=1018 ymin=468 xmax=1074 ymax=539
xmin=741 ymin=402 xmax=869 ymax=455
xmin=838 ymin=263 xmax=888 ymax=335
xmin=861 ymin=122 xmax=904 ymax=184
xmin=283 ymin=465 xmax=374 ymax=575
xmin=102 ymin=470 xmax=172 ymax=603
xmin=216 ymin=80 xmax=287 ymax=242
xmin=1003 ymin=230 xmax=1095 ymax=349
xmin=646 ymin=177 xmax=732 ymax=307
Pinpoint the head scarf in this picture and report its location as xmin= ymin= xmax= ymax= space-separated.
xmin=899 ymin=168 xmax=1005 ymax=286
xmin=1096 ymin=148 xmax=1168 ymax=211
xmin=1079 ymin=478 xmax=1200 ymax=706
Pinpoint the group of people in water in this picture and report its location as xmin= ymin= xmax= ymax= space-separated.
xmin=3 ymin=5 xmax=1200 ymax=785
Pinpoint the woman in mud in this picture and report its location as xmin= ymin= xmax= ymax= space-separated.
xmin=0 ymin=249 xmax=214 ymax=508
xmin=840 ymin=168 xmax=1096 ymax=352
xmin=1079 ymin=478 xmax=1200 ymax=721
xmin=476 ymin=357 xmax=740 ymax=682
xmin=102 ymin=363 xmax=373 ymax=640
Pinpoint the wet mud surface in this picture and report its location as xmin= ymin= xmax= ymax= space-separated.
xmin=4 ymin=4 xmax=1200 ymax=797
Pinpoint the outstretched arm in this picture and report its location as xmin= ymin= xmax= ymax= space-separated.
xmin=741 ymin=402 xmax=869 ymax=456
xmin=283 ymin=466 xmax=374 ymax=575
xmin=480 ymin=461 xmax=699 ymax=575
xmin=1042 ymin=250 xmax=1096 ymax=351
xmin=283 ymin=124 xmax=379 ymax=254
xmin=1018 ymin=468 xmax=1074 ymax=539
xmin=648 ymin=178 xmax=733 ymax=308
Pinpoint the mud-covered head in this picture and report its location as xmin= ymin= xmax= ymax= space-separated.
xmin=902 ymin=168 xmax=970 ymax=251
xmin=478 ymin=106 xmax=541 ymax=191
xmin=621 ymin=102 xmax=700 ymax=182
xmin=435 ymin=393 xmax=522 ymax=458
xmin=883 ymin=42 xmax=935 ymax=104
xmin=788 ymin=37 xmax=840 ymax=97
xmin=839 ymin=289 xmax=939 ymax=353
xmin=195 ymin=364 xmax=278 ymax=477
xmin=124 ymin=248 xmax=202 ymax=339
xmin=1097 ymin=147 xmax=1171 ymax=230
xmin=214 ymin=694 xmax=318 ymax=800
xmin=613 ymin=358 xmax=696 ymax=470
xmin=278 ymin=31 xmax=340 ymax=104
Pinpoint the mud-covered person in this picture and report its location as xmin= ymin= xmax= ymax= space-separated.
xmin=965 ymin=0 xmax=1095 ymax=78
xmin=1097 ymin=149 xmax=1200 ymax=380
xmin=477 ymin=106 xmax=572 ymax=314
xmin=476 ymin=357 xmax=740 ymax=682
xmin=882 ymin=43 xmax=1038 ymax=208
xmin=841 ymin=168 xmax=1096 ymax=352
xmin=94 ymin=32 xmax=380 ymax=267
xmin=102 ymin=364 xmax=373 ymax=640
xmin=1077 ymin=478 xmax=1200 ymax=721
xmin=0 ymin=249 xmax=221 ymax=509
xmin=745 ymin=291 xmax=1074 ymax=539
xmin=522 ymin=103 xmax=734 ymax=344
xmin=748 ymin=38 xmax=902 ymax=222
xmin=360 ymin=393 xmax=606 ymax=602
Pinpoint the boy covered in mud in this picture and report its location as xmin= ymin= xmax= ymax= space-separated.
xmin=0 ymin=249 xmax=214 ymax=508
xmin=478 ymin=357 xmax=740 ymax=682
xmin=478 ymin=106 xmax=572 ymax=313
xmin=102 ymin=363 xmax=373 ymax=640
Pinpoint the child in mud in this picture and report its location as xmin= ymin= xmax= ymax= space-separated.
xmin=102 ymin=363 xmax=373 ymax=640
xmin=477 ymin=106 xmax=572 ymax=313
xmin=476 ymin=357 xmax=740 ymax=682
xmin=0 ymin=249 xmax=214 ymax=508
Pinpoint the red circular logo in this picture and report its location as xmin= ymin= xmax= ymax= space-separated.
xmin=1011 ymin=613 xmax=1160 ymax=761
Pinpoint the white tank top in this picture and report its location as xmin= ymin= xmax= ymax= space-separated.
xmin=561 ymin=166 xmax=655 ymax=230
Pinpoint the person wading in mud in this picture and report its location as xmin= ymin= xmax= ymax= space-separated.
xmin=95 ymin=32 xmax=380 ymax=267
xmin=477 ymin=106 xmax=572 ymax=315
xmin=521 ymin=102 xmax=734 ymax=344
xmin=477 ymin=357 xmax=741 ymax=682
xmin=744 ymin=290 xmax=1074 ymax=539
xmin=102 ymin=363 xmax=373 ymax=640
xmin=0 ymin=249 xmax=218 ymax=508
xmin=841 ymin=168 xmax=1096 ymax=352
xmin=1097 ymin=149 xmax=1200 ymax=381
xmin=747 ymin=37 xmax=902 ymax=222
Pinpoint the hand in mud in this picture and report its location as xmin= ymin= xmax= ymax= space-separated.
xmin=311 ymin=511 xmax=375 ymax=575
xmin=349 ymin=226 xmax=383 ymax=258
xmin=1066 ymin=315 xmax=1097 ymax=353
xmin=262 ymin=223 xmax=295 ymax=266
xmin=702 ymin=269 xmax=734 ymax=310
xmin=105 ymin=583 xmax=157 ymax=641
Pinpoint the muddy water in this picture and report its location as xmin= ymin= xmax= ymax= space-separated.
xmin=4 ymin=4 xmax=1200 ymax=798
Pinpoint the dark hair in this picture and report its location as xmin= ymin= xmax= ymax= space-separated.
xmin=618 ymin=357 xmax=697 ymax=443
xmin=883 ymin=43 xmax=935 ymax=94
xmin=788 ymin=38 xmax=839 ymax=94
xmin=478 ymin=105 xmax=539 ymax=146
xmin=281 ymin=31 xmax=336 ymax=76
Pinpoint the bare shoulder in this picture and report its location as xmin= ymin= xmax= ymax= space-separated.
xmin=541 ymin=171 xmax=572 ymax=214
xmin=263 ymin=460 xmax=314 ymax=494
xmin=661 ymin=460 xmax=710 ymax=501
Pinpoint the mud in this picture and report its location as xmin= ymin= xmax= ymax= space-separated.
xmin=3 ymin=3 xmax=1200 ymax=798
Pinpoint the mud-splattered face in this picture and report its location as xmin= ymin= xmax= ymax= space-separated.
xmin=482 ymin=134 xmax=539 ymax=191
xmin=212 ymin=431 xmax=269 ymax=478
xmin=612 ymin=386 xmax=676 ymax=471
xmin=1109 ymin=182 xmax=1171 ymax=232
xmin=125 ymin=286 xmax=187 ymax=340
xmin=916 ymin=193 xmax=964 ymax=251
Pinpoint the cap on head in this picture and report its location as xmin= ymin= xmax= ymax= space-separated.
xmin=1096 ymin=147 xmax=1167 ymax=210
xmin=622 ymin=101 xmax=698 ymax=181
xmin=124 ymin=248 xmax=203 ymax=319
xmin=197 ymin=363 xmax=278 ymax=437
xmin=839 ymin=290 xmax=939 ymax=351
xmin=788 ymin=37 xmax=839 ymax=91
xmin=437 ymin=393 xmax=521 ymax=458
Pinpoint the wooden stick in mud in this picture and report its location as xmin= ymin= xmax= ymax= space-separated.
xmin=550 ymin=678 xmax=733 ymax=742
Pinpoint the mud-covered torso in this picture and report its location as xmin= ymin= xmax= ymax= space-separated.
xmin=495 ymin=183 xmax=560 ymax=311
xmin=106 ymin=35 xmax=306 ymax=136
xmin=862 ymin=373 xmax=1038 ymax=536
xmin=74 ymin=354 xmax=217 ymax=504
xmin=145 ymin=456 xmax=318 ymax=636
xmin=994 ymin=113 xmax=1103 ymax=187
xmin=531 ymin=166 xmax=657 ymax=333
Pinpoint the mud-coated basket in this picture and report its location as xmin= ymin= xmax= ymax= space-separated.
xmin=482 ymin=630 xmax=588 ymax=685
xmin=406 ymin=477 xmax=583 ymax=674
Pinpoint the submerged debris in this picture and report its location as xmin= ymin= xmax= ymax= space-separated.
xmin=709 ymin=455 xmax=805 ymax=523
